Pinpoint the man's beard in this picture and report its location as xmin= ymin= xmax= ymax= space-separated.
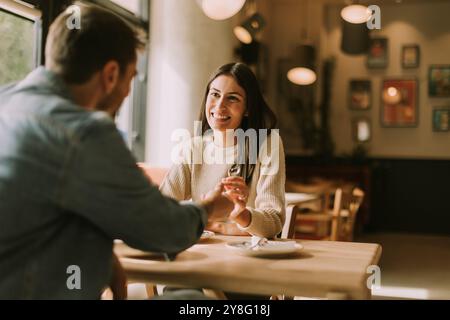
xmin=96 ymin=90 xmax=123 ymax=118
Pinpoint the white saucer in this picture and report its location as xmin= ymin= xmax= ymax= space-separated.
xmin=226 ymin=240 xmax=303 ymax=257
xmin=201 ymin=231 xmax=215 ymax=239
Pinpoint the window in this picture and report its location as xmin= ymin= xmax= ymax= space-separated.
xmin=89 ymin=0 xmax=149 ymax=161
xmin=116 ymin=51 xmax=148 ymax=160
xmin=0 ymin=0 xmax=148 ymax=160
xmin=0 ymin=0 xmax=41 ymax=85
xmin=110 ymin=0 xmax=141 ymax=15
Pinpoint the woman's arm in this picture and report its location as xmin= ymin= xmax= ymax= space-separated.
xmin=237 ymin=134 xmax=286 ymax=238
xmin=159 ymin=163 xmax=192 ymax=201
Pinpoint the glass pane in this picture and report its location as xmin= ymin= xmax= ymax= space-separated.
xmin=115 ymin=92 xmax=133 ymax=149
xmin=0 ymin=10 xmax=35 ymax=85
xmin=110 ymin=0 xmax=141 ymax=14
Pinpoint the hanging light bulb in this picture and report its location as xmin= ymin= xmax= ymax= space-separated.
xmin=287 ymin=66 xmax=317 ymax=85
xmin=287 ymin=68 xmax=317 ymax=85
xmin=287 ymin=0 xmax=317 ymax=86
xmin=341 ymin=4 xmax=372 ymax=24
xmin=287 ymin=45 xmax=317 ymax=86
xmin=197 ymin=0 xmax=246 ymax=21
xmin=234 ymin=13 xmax=266 ymax=44
xmin=340 ymin=2 xmax=371 ymax=55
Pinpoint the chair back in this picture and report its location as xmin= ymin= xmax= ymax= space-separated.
xmin=280 ymin=204 xmax=300 ymax=239
xmin=138 ymin=164 xmax=169 ymax=186
xmin=341 ymin=188 xmax=365 ymax=241
xmin=329 ymin=188 xmax=343 ymax=241
xmin=331 ymin=187 xmax=365 ymax=241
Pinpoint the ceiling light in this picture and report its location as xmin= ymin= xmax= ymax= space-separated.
xmin=233 ymin=13 xmax=266 ymax=44
xmin=287 ymin=45 xmax=317 ymax=86
xmin=341 ymin=4 xmax=371 ymax=24
xmin=197 ymin=0 xmax=246 ymax=20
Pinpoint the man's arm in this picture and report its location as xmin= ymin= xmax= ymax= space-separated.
xmin=59 ymin=116 xmax=227 ymax=254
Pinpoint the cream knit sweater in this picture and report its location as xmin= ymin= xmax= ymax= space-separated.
xmin=160 ymin=133 xmax=286 ymax=238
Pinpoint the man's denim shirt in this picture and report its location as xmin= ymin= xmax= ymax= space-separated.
xmin=0 ymin=68 xmax=207 ymax=299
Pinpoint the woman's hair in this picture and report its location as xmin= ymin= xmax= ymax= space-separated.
xmin=198 ymin=62 xmax=277 ymax=134
xmin=198 ymin=63 xmax=278 ymax=184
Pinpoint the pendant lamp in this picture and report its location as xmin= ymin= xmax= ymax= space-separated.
xmin=197 ymin=0 xmax=246 ymax=20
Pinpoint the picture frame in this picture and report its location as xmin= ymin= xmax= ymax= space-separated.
xmin=352 ymin=118 xmax=371 ymax=142
xmin=432 ymin=109 xmax=450 ymax=132
xmin=367 ymin=37 xmax=388 ymax=69
xmin=381 ymin=78 xmax=418 ymax=127
xmin=402 ymin=44 xmax=420 ymax=69
xmin=349 ymin=80 xmax=371 ymax=110
xmin=429 ymin=65 xmax=450 ymax=97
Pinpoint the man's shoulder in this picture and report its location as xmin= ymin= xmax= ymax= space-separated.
xmin=0 ymin=86 xmax=115 ymax=142
xmin=34 ymin=94 xmax=115 ymax=140
xmin=0 ymin=82 xmax=17 ymax=95
xmin=49 ymin=103 xmax=116 ymax=142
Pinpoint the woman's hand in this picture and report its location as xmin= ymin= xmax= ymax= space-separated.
xmin=221 ymin=177 xmax=251 ymax=227
xmin=206 ymin=221 xmax=250 ymax=236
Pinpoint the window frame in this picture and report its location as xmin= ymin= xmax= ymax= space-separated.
xmin=1 ymin=0 xmax=149 ymax=161
xmin=87 ymin=0 xmax=150 ymax=161
xmin=0 ymin=0 xmax=43 ymax=79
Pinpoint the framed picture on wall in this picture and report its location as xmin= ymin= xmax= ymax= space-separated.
xmin=432 ymin=109 xmax=450 ymax=132
xmin=349 ymin=80 xmax=371 ymax=110
xmin=381 ymin=78 xmax=418 ymax=127
xmin=367 ymin=37 xmax=388 ymax=69
xmin=352 ymin=118 xmax=371 ymax=142
xmin=429 ymin=65 xmax=450 ymax=97
xmin=402 ymin=44 xmax=420 ymax=69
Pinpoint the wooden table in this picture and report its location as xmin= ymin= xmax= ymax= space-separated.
xmin=116 ymin=236 xmax=382 ymax=299
xmin=285 ymin=192 xmax=320 ymax=206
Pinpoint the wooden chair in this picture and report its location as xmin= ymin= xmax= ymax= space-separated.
xmin=137 ymin=163 xmax=168 ymax=186
xmin=286 ymin=179 xmax=333 ymax=212
xmin=281 ymin=204 xmax=300 ymax=239
xmin=296 ymin=187 xmax=365 ymax=242
xmin=335 ymin=188 xmax=365 ymax=241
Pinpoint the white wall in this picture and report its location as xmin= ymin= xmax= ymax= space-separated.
xmin=324 ymin=2 xmax=450 ymax=159
xmin=145 ymin=0 xmax=235 ymax=166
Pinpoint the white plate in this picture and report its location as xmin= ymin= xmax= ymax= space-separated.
xmin=226 ymin=240 xmax=303 ymax=257
xmin=201 ymin=231 xmax=215 ymax=239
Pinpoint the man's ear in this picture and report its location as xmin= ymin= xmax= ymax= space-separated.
xmin=101 ymin=61 xmax=120 ymax=94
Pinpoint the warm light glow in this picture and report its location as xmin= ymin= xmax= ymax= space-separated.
xmin=341 ymin=4 xmax=371 ymax=24
xmin=357 ymin=121 xmax=370 ymax=142
xmin=287 ymin=68 xmax=317 ymax=85
xmin=197 ymin=0 xmax=246 ymax=20
xmin=233 ymin=26 xmax=252 ymax=44
xmin=387 ymin=87 xmax=398 ymax=97
xmin=383 ymin=87 xmax=402 ymax=104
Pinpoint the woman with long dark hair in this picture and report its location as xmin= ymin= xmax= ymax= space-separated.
xmin=160 ymin=62 xmax=285 ymax=238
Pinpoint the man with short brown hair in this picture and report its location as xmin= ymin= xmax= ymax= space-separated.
xmin=0 ymin=4 xmax=229 ymax=299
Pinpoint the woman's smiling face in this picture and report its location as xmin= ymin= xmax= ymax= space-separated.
xmin=206 ymin=75 xmax=247 ymax=132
